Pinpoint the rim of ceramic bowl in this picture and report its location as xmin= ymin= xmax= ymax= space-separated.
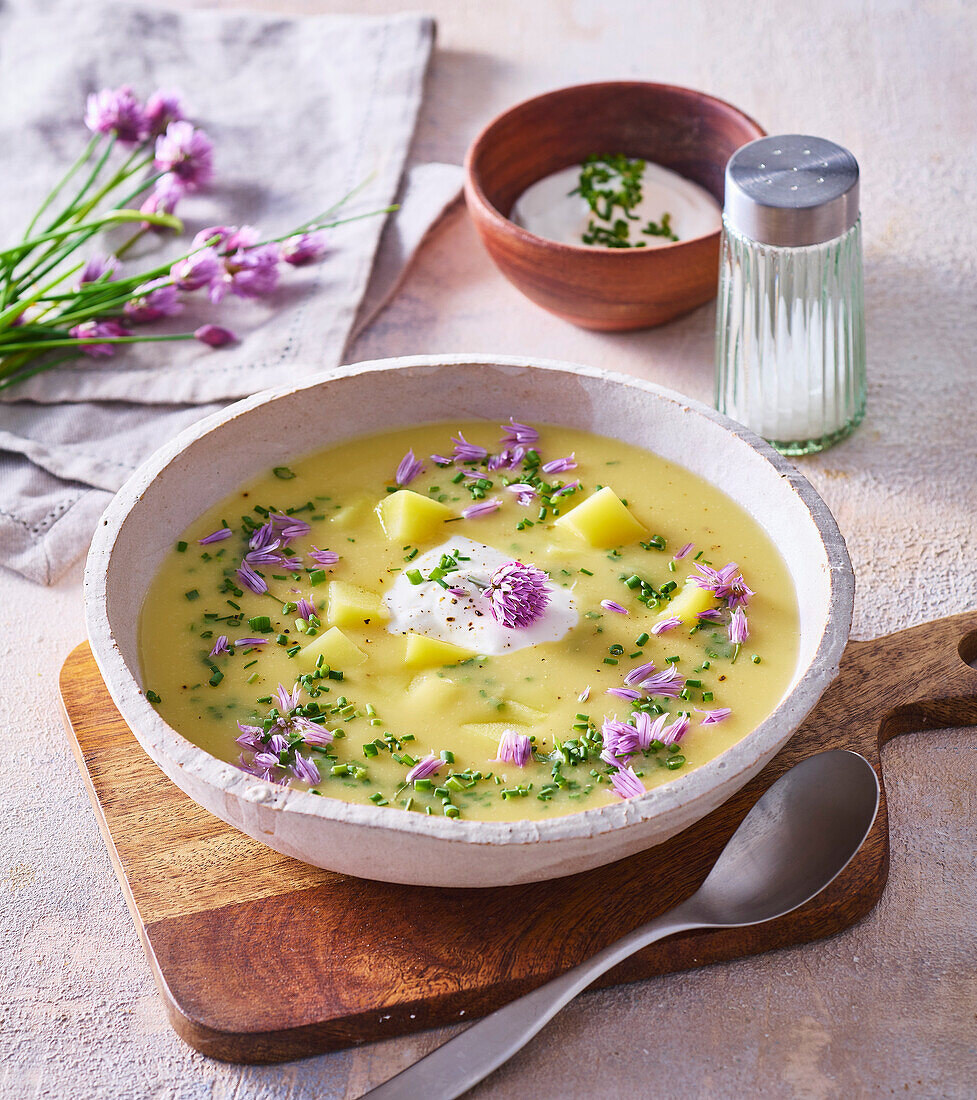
xmin=464 ymin=80 xmax=766 ymax=257
xmin=85 ymin=354 xmax=853 ymax=851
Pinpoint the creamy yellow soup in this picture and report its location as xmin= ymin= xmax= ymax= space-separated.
xmin=139 ymin=421 xmax=798 ymax=822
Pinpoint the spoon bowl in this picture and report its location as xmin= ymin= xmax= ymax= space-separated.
xmin=364 ymin=750 xmax=880 ymax=1099
xmin=691 ymin=749 xmax=881 ymax=927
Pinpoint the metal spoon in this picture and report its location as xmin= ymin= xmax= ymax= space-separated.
xmin=362 ymin=749 xmax=880 ymax=1100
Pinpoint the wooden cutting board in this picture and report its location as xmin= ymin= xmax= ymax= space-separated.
xmin=59 ymin=610 xmax=977 ymax=1064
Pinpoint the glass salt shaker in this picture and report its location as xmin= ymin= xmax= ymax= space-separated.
xmin=715 ymin=135 xmax=866 ymax=454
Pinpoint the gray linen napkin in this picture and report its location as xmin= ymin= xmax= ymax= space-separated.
xmin=0 ymin=1 xmax=462 ymax=584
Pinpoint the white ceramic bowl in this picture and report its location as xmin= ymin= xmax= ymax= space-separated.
xmin=85 ymin=355 xmax=853 ymax=887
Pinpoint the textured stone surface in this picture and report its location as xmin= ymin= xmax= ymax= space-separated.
xmin=3 ymin=1 xmax=976 ymax=1097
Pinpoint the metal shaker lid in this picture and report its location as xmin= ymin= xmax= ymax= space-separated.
xmin=724 ymin=135 xmax=859 ymax=247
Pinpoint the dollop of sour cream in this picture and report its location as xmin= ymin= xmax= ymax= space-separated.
xmin=384 ymin=537 xmax=577 ymax=656
xmin=511 ymin=161 xmax=721 ymax=248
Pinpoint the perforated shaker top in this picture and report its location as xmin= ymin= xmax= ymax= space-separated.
xmin=724 ymin=135 xmax=860 ymax=247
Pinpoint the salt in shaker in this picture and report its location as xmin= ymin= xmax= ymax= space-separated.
xmin=714 ymin=134 xmax=866 ymax=454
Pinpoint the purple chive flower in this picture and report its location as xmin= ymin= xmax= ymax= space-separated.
xmin=124 ymin=278 xmax=182 ymax=323
xmin=505 ymin=483 xmax=537 ymax=506
xmin=252 ymin=751 xmax=280 ymax=771
xmin=462 ymin=499 xmax=501 ymax=519
xmin=145 ymin=89 xmax=184 ymax=135
xmin=246 ymin=545 xmax=283 ymax=567
xmin=139 ymin=176 xmax=183 ymax=223
xmin=405 ymin=754 xmax=443 ymax=784
xmin=266 ymin=733 xmax=289 ymax=756
xmin=235 ymin=722 xmax=264 ymax=750
xmin=578 ymin=685 xmax=591 ymax=703
xmin=651 ymin=616 xmax=682 ymax=635
xmin=277 ymin=682 xmax=301 ymax=714
xmin=211 ymin=244 xmax=280 ymax=303
xmin=430 ymin=453 xmax=453 ymax=467
xmin=729 ymin=608 xmax=749 ymax=645
xmin=291 ymin=754 xmax=321 ymax=785
xmin=493 ymin=729 xmax=532 ymax=767
xmin=551 ymin=480 xmax=580 ymax=499
xmin=154 ymin=121 xmax=214 ymax=191
xmin=171 ymin=248 xmax=220 ymax=291
xmin=452 ymin=432 xmax=488 ymax=463
xmin=624 ymin=661 xmax=657 ymax=687
xmin=281 ymin=231 xmax=328 ymax=266
xmin=309 ymin=547 xmax=339 ymax=567
xmin=500 ymin=418 xmax=539 ymax=447
xmin=293 ymin=717 xmax=334 ymax=746
xmin=674 ymin=542 xmax=694 ymax=561
xmin=236 ymin=560 xmax=267 ymax=594
xmin=195 ymin=324 xmax=236 ymax=348
xmin=249 ymin=522 xmax=277 ymax=552
xmin=235 ymin=637 xmax=268 ymax=648
xmin=601 ymin=717 xmax=640 ymax=761
xmin=639 ymin=666 xmax=684 ymax=698
xmin=542 ymin=454 xmax=577 ymax=474
xmin=395 ymin=448 xmax=425 ymax=487
xmin=198 ymin=527 xmax=232 ymax=544
xmin=84 ymin=85 xmax=148 ymax=143
xmin=271 ymin=513 xmax=311 ymax=543
xmin=488 ymin=446 xmax=525 ymax=471
xmin=605 ymin=687 xmax=642 ymax=702
xmin=69 ymin=320 xmax=130 ymax=358
xmin=610 ymin=765 xmax=645 ymax=800
xmin=692 ymin=562 xmax=753 ymax=607
xmin=486 ymin=559 xmax=551 ymax=628
xmin=726 ymin=576 xmax=754 ymax=609
xmin=661 ymin=715 xmax=691 ymax=745
xmin=600 ymin=600 xmax=629 ymax=615
xmin=698 ymin=707 xmax=732 ymax=725
xmin=635 ymin=712 xmax=670 ymax=750
xmin=78 ymin=254 xmax=116 ymax=286
xmin=296 ymin=598 xmax=315 ymax=621
xmin=209 ymin=635 xmax=230 ymax=657
xmin=697 ymin=608 xmax=723 ymax=622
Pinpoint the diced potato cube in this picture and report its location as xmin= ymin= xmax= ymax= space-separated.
xmin=327 ymin=579 xmax=389 ymax=629
xmin=504 ymin=675 xmax=553 ymax=710
xmin=329 ymin=494 xmax=372 ymax=530
xmin=404 ymin=633 xmax=475 ymax=668
xmin=408 ymin=672 xmax=463 ymax=712
xmin=461 ymin=722 xmax=532 ymax=750
xmin=297 ymin=626 xmax=367 ymax=671
xmin=660 ymin=579 xmax=718 ymax=625
xmin=501 ymin=700 xmax=546 ymax=725
xmin=553 ymin=486 xmax=647 ymax=548
xmin=376 ymin=490 xmax=454 ymax=542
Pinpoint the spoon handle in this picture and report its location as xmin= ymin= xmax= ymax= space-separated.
xmin=361 ymin=902 xmax=707 ymax=1100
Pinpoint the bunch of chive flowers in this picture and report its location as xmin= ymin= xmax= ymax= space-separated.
xmin=0 ymin=84 xmax=388 ymax=391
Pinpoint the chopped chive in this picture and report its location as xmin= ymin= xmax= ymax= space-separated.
xmin=145 ymin=690 xmax=161 ymax=704
xmin=370 ymin=792 xmax=388 ymax=806
xmin=406 ymin=568 xmax=423 ymax=585
xmin=248 ymin=615 xmax=272 ymax=633
xmin=272 ymin=466 xmax=296 ymax=480
xmin=176 ymin=541 xmax=188 ymax=553
xmin=184 ymin=589 xmax=199 ymax=601
xmin=440 ymin=749 xmax=455 ymax=764
xmin=603 ymin=657 xmax=618 ymax=665
xmin=286 ymin=645 xmax=301 ymax=657
xmin=309 ymin=569 xmax=326 ymax=586
xmin=209 ymin=670 xmax=224 ymax=687
xmin=635 ymin=632 xmax=650 ymax=646
xmin=752 ymin=655 xmax=762 ymax=664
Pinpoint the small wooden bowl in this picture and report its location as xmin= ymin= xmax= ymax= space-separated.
xmin=464 ymin=82 xmax=765 ymax=331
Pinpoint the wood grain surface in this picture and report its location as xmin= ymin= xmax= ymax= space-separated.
xmin=59 ymin=609 xmax=977 ymax=1064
